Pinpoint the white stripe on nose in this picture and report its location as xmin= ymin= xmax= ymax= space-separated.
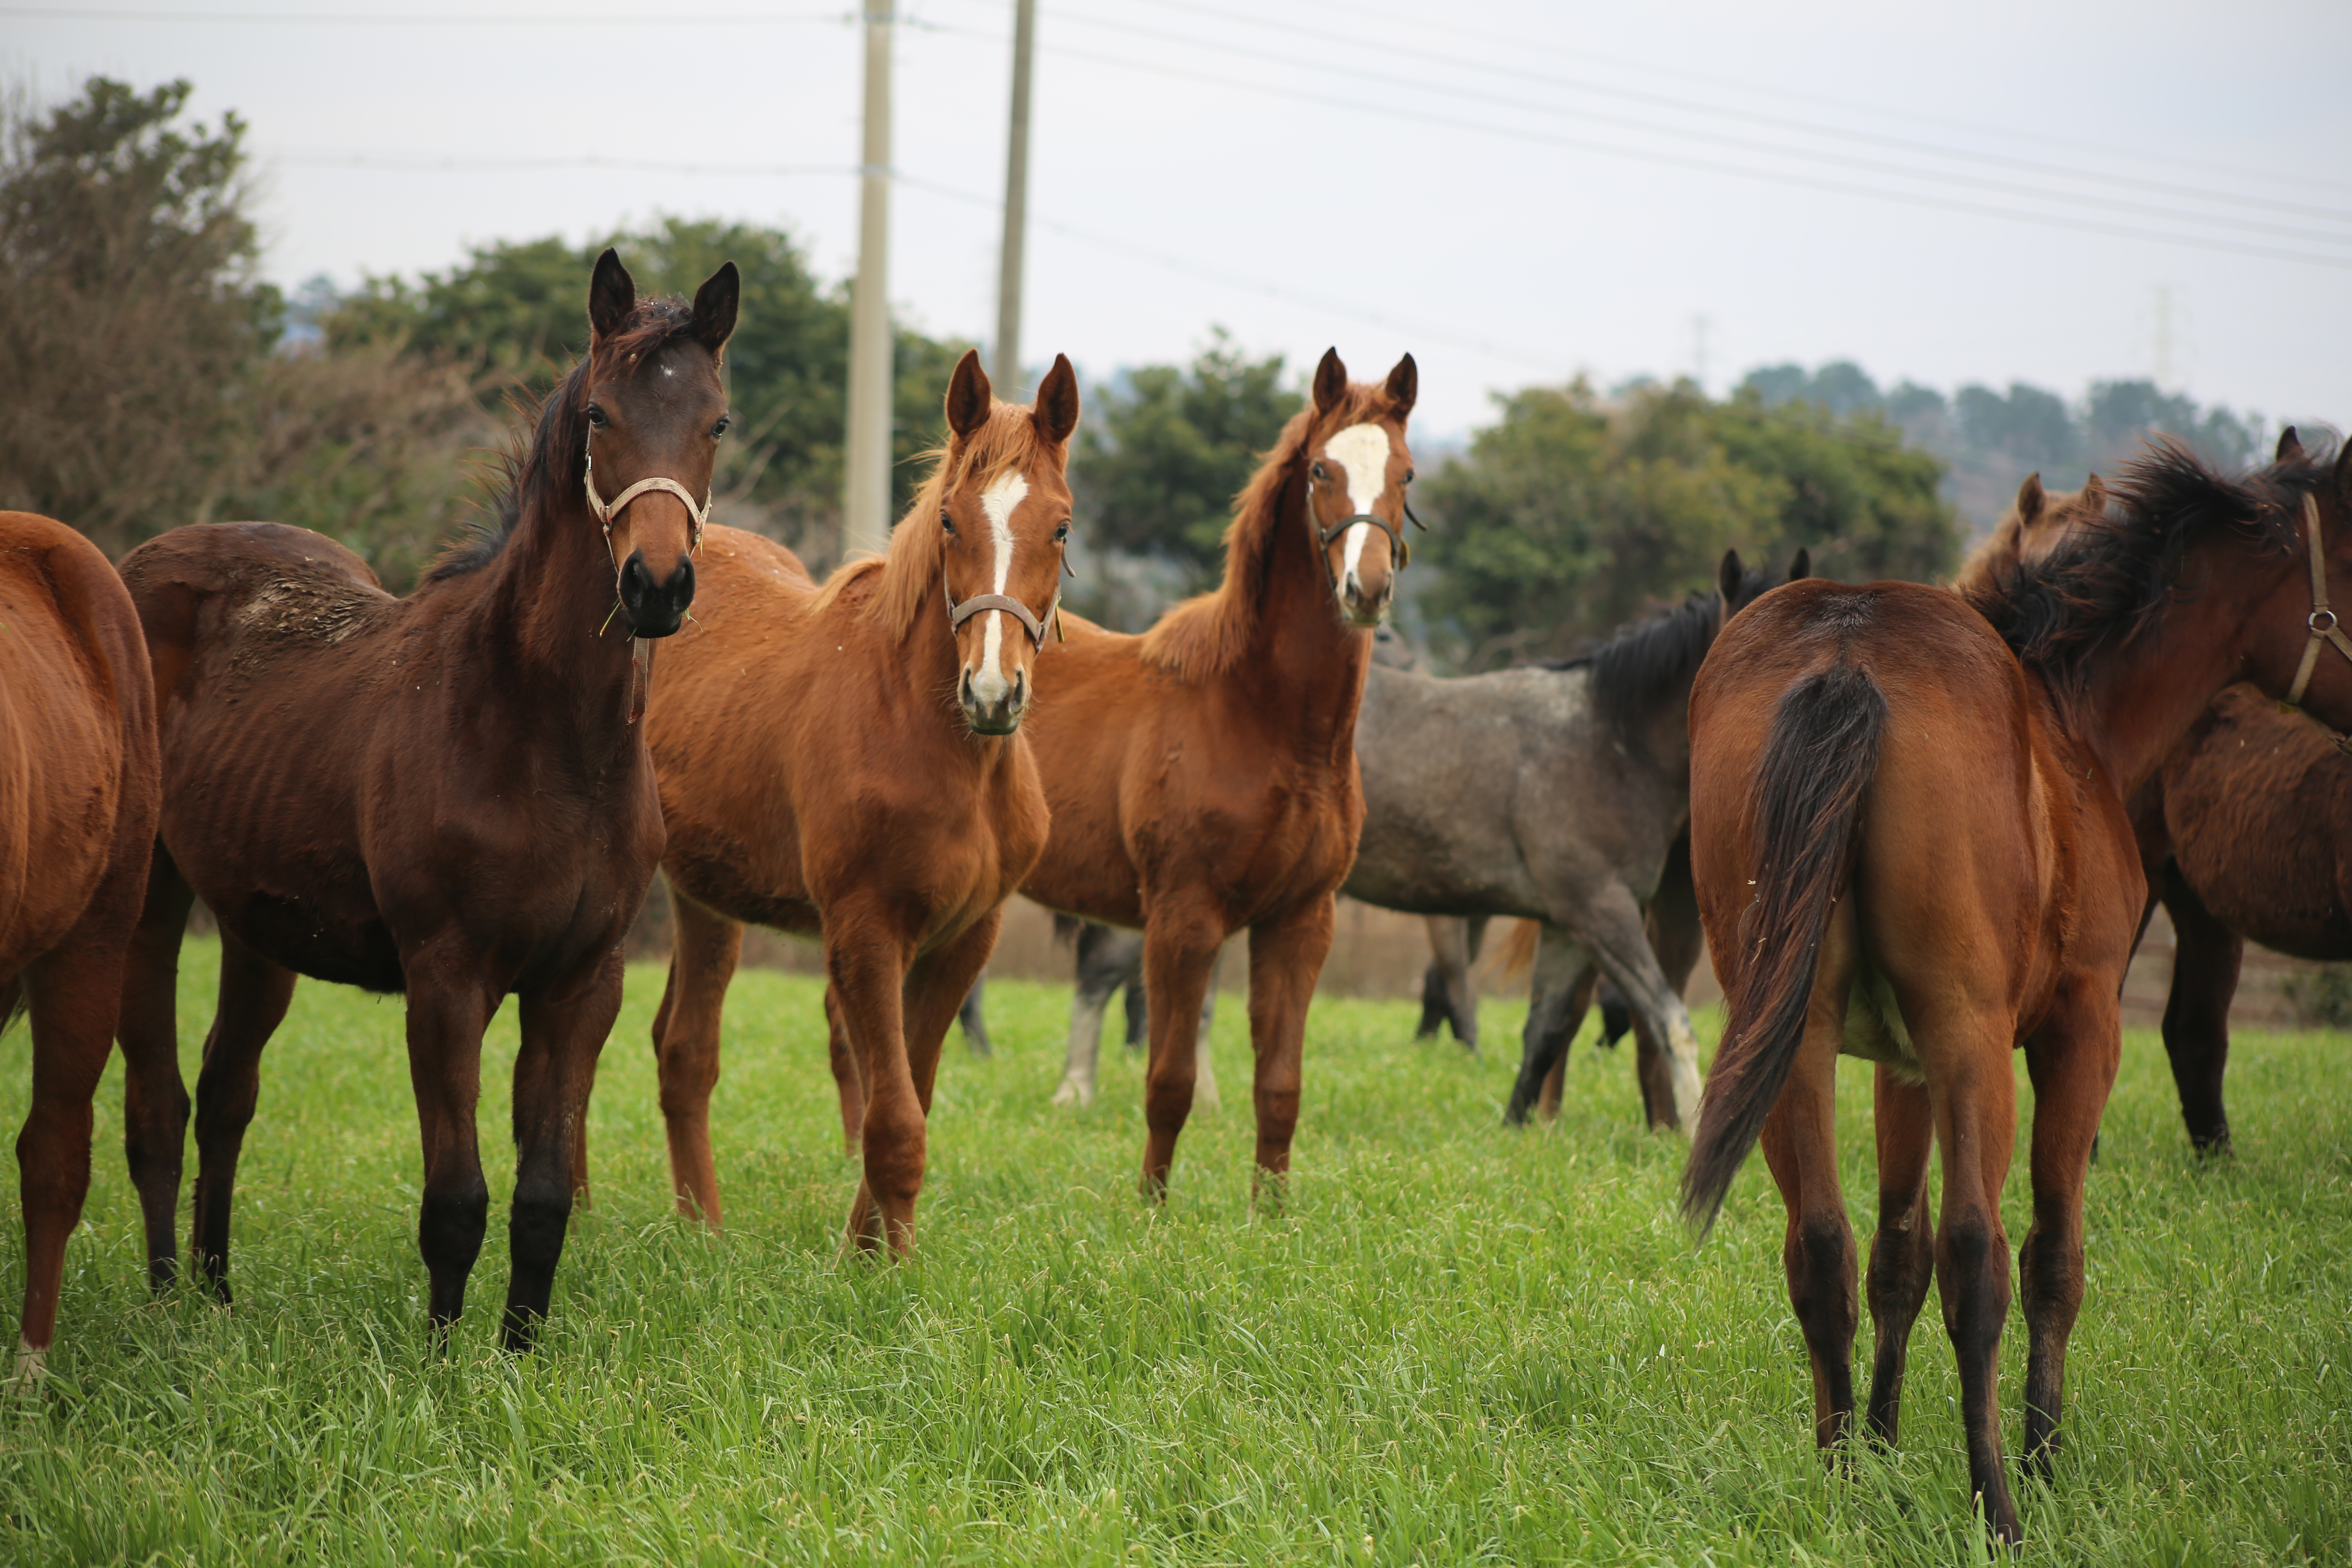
xmin=971 ymin=470 xmax=1029 ymax=708
xmin=1324 ymin=423 xmax=1390 ymax=592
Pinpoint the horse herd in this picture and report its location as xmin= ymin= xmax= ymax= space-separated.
xmin=3 ymin=249 xmax=2349 ymax=1546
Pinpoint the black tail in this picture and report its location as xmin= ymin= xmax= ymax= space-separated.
xmin=1681 ymin=664 xmax=1887 ymax=1237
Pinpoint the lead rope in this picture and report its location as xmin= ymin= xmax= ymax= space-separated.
xmin=2281 ymin=492 xmax=2352 ymax=756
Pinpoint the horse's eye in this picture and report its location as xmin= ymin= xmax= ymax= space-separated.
xmin=940 ymin=508 xmax=956 ymax=535
xmin=586 ymin=404 xmax=608 ymax=430
xmin=1311 ymin=462 xmax=1327 ymax=481
xmin=1403 ymin=468 xmax=1415 ymax=485
xmin=711 ymin=415 xmax=731 ymax=439
xmin=1054 ymin=522 xmax=1070 ymax=543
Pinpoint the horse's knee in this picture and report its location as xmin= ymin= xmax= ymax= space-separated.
xmin=506 ymin=1180 xmax=573 ymax=1274
xmin=419 ymin=1177 xmax=491 ymax=1273
xmin=654 ymin=1039 xmax=720 ymax=1116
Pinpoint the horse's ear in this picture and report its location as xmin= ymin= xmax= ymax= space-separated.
xmin=588 ymin=248 xmax=635 ymax=344
xmin=945 ymin=348 xmax=992 ymax=440
xmin=2080 ymin=473 xmax=2107 ymax=513
xmin=691 ymin=261 xmax=739 ymax=355
xmin=1383 ymin=353 xmax=1417 ymax=420
xmin=1786 ymin=546 xmax=1810 ymax=583
xmin=1031 ymin=352 xmax=1080 ymax=446
xmin=2278 ymin=425 xmax=2305 ymax=463
xmin=2015 ymin=472 xmax=2045 ymax=527
xmin=1717 ymin=549 xmax=1744 ymax=607
xmin=1312 ymin=347 xmax=1348 ymax=415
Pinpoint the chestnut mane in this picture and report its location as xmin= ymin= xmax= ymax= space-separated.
xmin=811 ymin=402 xmax=1056 ymax=643
xmin=1141 ymin=382 xmax=1399 ymax=682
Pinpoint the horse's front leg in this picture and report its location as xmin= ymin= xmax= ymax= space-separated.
xmin=1137 ymin=904 xmax=1225 ymax=1200
xmin=1565 ymin=878 xmax=1703 ymax=1131
xmin=826 ymin=904 xmax=918 ymax=1255
xmin=1242 ymin=896 xmax=1336 ymax=1209
xmin=503 ymin=947 xmax=624 ymax=1352
xmin=1501 ymin=925 xmax=1594 ymax=1125
xmin=401 ymin=958 xmax=500 ymax=1337
xmin=2156 ymin=863 xmax=2238 ymax=1155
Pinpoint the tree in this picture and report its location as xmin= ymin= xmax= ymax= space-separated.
xmin=1417 ymin=378 xmax=1955 ymax=670
xmin=0 ymin=78 xmax=280 ymax=553
xmin=1070 ymin=330 xmax=1303 ymax=593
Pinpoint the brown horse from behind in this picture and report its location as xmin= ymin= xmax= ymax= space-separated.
xmin=115 ymin=251 xmax=737 ymax=1350
xmin=0 ymin=513 xmax=159 ymax=1384
xmin=1684 ymin=438 xmax=2352 ymax=1543
xmin=1016 ymin=348 xmax=1417 ymax=1201
xmin=643 ymin=351 xmax=1078 ymax=1250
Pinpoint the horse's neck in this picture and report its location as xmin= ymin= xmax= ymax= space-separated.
xmin=476 ymin=493 xmax=640 ymax=735
xmin=2076 ymin=552 xmax=2280 ymax=796
xmin=1240 ymin=487 xmax=1371 ymax=756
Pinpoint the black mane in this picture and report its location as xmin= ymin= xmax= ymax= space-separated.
xmin=1960 ymin=439 xmax=2325 ymax=702
xmin=1551 ymin=564 xmax=1775 ymax=739
xmin=428 ymin=295 xmax=702 ymax=583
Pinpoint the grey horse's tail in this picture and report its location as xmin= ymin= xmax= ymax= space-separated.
xmin=1681 ymin=664 xmax=1886 ymax=1238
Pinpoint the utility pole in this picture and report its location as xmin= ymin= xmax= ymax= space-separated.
xmin=843 ymin=2 xmax=895 ymax=560
xmin=992 ymin=0 xmax=1037 ymax=396
xmin=2153 ymin=284 xmax=2175 ymax=387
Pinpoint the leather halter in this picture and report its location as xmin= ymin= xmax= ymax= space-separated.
xmin=2281 ymin=491 xmax=2352 ymax=755
xmin=1307 ymin=466 xmax=1425 ymax=576
xmin=945 ymin=578 xmax=1061 ymax=650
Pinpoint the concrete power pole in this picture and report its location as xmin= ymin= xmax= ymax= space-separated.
xmin=993 ymin=0 xmax=1037 ymax=396
xmin=843 ymin=2 xmax=895 ymax=560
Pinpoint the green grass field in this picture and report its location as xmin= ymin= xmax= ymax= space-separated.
xmin=0 ymin=940 xmax=2345 ymax=1565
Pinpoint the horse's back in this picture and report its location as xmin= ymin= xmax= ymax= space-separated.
xmin=120 ymin=521 xmax=392 ymax=705
xmin=0 ymin=513 xmax=160 ymax=971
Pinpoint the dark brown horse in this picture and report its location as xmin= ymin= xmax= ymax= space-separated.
xmin=0 ymin=513 xmax=159 ymax=1385
xmin=1683 ymin=438 xmax=2352 ymax=1543
xmin=1015 ymin=348 xmax=1416 ymax=1201
xmin=114 ymin=251 xmax=735 ymax=1350
xmin=643 ymin=350 xmax=1078 ymax=1249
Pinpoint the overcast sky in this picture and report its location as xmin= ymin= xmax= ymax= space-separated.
xmin=9 ymin=0 xmax=2350 ymax=442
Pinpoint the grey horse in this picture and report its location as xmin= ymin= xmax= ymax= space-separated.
xmin=1343 ymin=548 xmax=1803 ymax=1130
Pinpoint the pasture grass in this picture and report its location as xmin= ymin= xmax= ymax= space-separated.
xmin=0 ymin=940 xmax=2346 ymax=1565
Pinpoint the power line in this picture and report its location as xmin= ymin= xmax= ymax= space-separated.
xmin=917 ymin=7 xmax=2351 ymax=249
xmin=0 ymin=5 xmax=844 ymax=22
xmin=1070 ymin=0 xmax=2352 ymax=228
xmin=909 ymin=18 xmax=2352 ymax=271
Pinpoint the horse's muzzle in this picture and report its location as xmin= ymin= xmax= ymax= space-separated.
xmin=620 ymin=550 xmax=694 ymax=638
xmin=958 ymin=665 xmax=1028 ymax=736
xmin=1340 ymin=570 xmax=1392 ymax=627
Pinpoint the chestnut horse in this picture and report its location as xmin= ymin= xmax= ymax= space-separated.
xmin=642 ymin=350 xmax=1078 ymax=1248
xmin=1682 ymin=438 xmax=2352 ymax=1543
xmin=1014 ymin=348 xmax=1417 ymax=1201
xmin=0 ymin=514 xmax=159 ymax=1384
xmin=114 ymin=251 xmax=736 ymax=1350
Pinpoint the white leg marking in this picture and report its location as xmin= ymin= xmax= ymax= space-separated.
xmin=971 ymin=471 xmax=1029 ymax=708
xmin=13 ymin=1337 xmax=46 ymax=1394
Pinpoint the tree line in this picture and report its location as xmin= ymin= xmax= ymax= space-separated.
xmin=0 ymin=76 xmax=2270 ymax=677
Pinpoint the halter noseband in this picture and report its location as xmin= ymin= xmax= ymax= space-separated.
xmin=585 ymin=439 xmax=711 ymax=570
xmin=1307 ymin=465 xmax=1425 ymax=578
xmin=2281 ymin=491 xmax=2352 ymax=755
xmin=945 ymin=578 xmax=1062 ymax=651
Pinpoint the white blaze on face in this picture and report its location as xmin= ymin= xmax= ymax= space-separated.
xmin=1323 ymin=423 xmax=1392 ymax=586
xmin=971 ymin=469 xmax=1029 ymax=708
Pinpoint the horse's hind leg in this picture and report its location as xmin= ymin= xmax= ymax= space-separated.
xmin=503 ymin=948 xmax=623 ymax=1351
xmin=1422 ymin=916 xmax=1481 ymax=1051
xmin=118 ymin=841 xmax=194 ymax=1290
xmin=650 ymin=893 xmax=744 ymax=1225
xmin=188 ymin=930 xmax=297 ymax=1301
xmin=1862 ymin=1066 xmax=1935 ymax=1446
xmin=1052 ymin=923 xmax=1128 ymax=1108
xmin=1503 ymin=925 xmax=1593 ymax=1125
xmin=957 ymin=979 xmax=991 ymax=1058
xmin=2018 ymin=987 xmax=2120 ymax=1487
xmin=2158 ymin=864 xmax=2238 ymax=1154
xmin=13 ymin=941 xmax=130 ymax=1383
xmin=824 ymin=986 xmax=865 ymax=1157
xmin=1575 ymin=879 xmax=1704 ymax=1130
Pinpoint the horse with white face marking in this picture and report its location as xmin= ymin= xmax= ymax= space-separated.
xmin=631 ymin=350 xmax=1076 ymax=1245
xmin=1012 ymin=347 xmax=1418 ymax=1202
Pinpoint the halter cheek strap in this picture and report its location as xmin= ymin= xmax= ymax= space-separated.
xmin=2281 ymin=492 xmax=2352 ymax=756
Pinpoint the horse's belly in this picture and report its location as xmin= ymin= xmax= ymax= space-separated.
xmin=218 ymin=887 xmax=405 ymax=993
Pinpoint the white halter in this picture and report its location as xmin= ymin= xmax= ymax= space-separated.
xmin=584 ymin=439 xmax=710 ymax=573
